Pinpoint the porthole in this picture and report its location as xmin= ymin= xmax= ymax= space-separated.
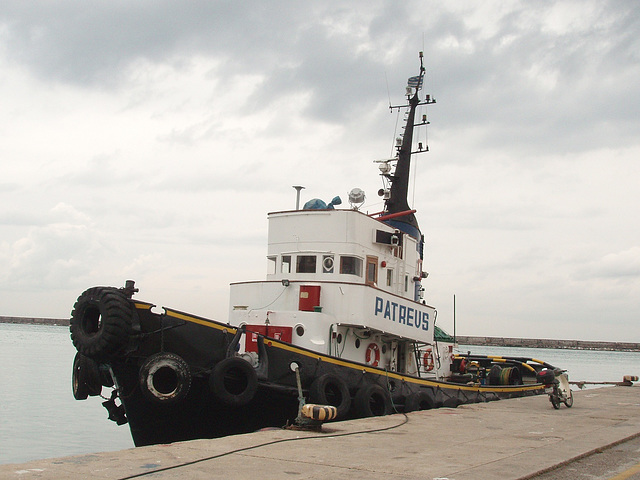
xmin=382 ymin=344 xmax=387 ymax=354
xmin=322 ymin=255 xmax=334 ymax=273
xmin=336 ymin=333 xmax=343 ymax=344
xmin=295 ymin=324 xmax=305 ymax=337
xmin=355 ymin=338 xmax=361 ymax=349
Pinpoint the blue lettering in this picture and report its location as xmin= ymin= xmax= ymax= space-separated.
xmin=375 ymin=297 xmax=383 ymax=316
xmin=399 ymin=305 xmax=406 ymax=324
xmin=374 ymin=298 xmax=433 ymax=333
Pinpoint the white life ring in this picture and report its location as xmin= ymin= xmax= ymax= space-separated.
xmin=365 ymin=343 xmax=380 ymax=367
xmin=423 ymin=347 xmax=435 ymax=372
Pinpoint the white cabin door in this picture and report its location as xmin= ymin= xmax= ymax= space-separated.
xmin=366 ymin=256 xmax=378 ymax=287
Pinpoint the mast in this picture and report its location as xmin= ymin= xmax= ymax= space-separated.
xmin=383 ymin=52 xmax=435 ymax=239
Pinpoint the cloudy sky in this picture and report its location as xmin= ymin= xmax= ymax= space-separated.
xmin=1 ymin=1 xmax=638 ymax=342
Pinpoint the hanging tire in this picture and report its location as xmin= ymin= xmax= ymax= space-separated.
xmin=404 ymin=391 xmax=434 ymax=412
xmin=354 ymin=383 xmax=392 ymax=417
xmin=70 ymin=287 xmax=135 ymax=360
xmin=309 ymin=374 xmax=351 ymax=419
xmin=209 ymin=357 xmax=258 ymax=407
xmin=72 ymin=352 xmax=102 ymax=400
xmin=139 ymin=352 xmax=191 ymax=404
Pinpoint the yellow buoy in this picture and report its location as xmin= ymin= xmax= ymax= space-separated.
xmin=301 ymin=403 xmax=338 ymax=421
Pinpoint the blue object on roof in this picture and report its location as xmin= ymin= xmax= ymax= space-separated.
xmin=303 ymin=196 xmax=342 ymax=210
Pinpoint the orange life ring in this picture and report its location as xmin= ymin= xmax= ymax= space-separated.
xmin=423 ymin=348 xmax=435 ymax=371
xmin=365 ymin=343 xmax=380 ymax=367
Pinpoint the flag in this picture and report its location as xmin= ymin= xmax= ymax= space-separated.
xmin=407 ymin=75 xmax=422 ymax=90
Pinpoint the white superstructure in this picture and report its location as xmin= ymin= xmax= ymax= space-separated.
xmin=229 ymin=207 xmax=448 ymax=379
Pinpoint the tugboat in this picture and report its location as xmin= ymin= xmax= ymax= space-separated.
xmin=70 ymin=53 xmax=564 ymax=447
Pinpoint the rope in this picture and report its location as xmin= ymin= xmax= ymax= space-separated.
xmin=117 ymin=413 xmax=409 ymax=479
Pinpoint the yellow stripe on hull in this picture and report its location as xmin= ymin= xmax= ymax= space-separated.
xmin=140 ymin=306 xmax=544 ymax=395
xmin=266 ymin=337 xmax=544 ymax=394
xmin=164 ymin=309 xmax=238 ymax=334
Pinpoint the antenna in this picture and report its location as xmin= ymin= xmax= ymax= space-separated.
xmin=293 ymin=186 xmax=305 ymax=210
xmin=453 ymin=294 xmax=456 ymax=344
xmin=384 ymin=70 xmax=392 ymax=109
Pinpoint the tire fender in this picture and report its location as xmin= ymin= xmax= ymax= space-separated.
xmin=354 ymin=383 xmax=392 ymax=417
xmin=72 ymin=352 xmax=102 ymax=400
xmin=70 ymin=287 xmax=135 ymax=360
xmin=139 ymin=352 xmax=191 ymax=404
xmin=309 ymin=374 xmax=351 ymax=419
xmin=404 ymin=391 xmax=434 ymax=412
xmin=209 ymin=357 xmax=258 ymax=407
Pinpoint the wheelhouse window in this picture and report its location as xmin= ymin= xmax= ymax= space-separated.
xmin=340 ymin=256 xmax=363 ymax=277
xmin=296 ymin=255 xmax=317 ymax=273
xmin=267 ymin=256 xmax=276 ymax=275
xmin=282 ymin=255 xmax=291 ymax=274
xmin=386 ymin=269 xmax=393 ymax=287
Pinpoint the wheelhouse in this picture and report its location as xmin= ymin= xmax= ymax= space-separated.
xmin=229 ymin=207 xmax=442 ymax=378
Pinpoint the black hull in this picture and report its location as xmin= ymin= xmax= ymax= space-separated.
xmin=71 ymin=293 xmax=547 ymax=447
xmin=114 ymin=367 xmax=298 ymax=446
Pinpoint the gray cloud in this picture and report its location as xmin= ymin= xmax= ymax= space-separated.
xmin=1 ymin=1 xmax=638 ymax=341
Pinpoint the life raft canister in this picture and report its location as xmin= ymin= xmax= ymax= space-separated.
xmin=423 ymin=347 xmax=435 ymax=371
xmin=365 ymin=343 xmax=380 ymax=367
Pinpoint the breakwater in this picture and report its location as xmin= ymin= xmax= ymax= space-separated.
xmin=456 ymin=335 xmax=640 ymax=352
xmin=2 ymin=317 xmax=638 ymax=352
xmin=0 ymin=316 xmax=69 ymax=326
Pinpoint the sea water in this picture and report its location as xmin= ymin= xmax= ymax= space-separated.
xmin=0 ymin=323 xmax=133 ymax=465
xmin=1 ymin=323 xmax=638 ymax=465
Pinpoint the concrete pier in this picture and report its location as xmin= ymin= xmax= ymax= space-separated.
xmin=2 ymin=385 xmax=639 ymax=479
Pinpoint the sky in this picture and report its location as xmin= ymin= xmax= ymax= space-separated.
xmin=1 ymin=1 xmax=639 ymax=342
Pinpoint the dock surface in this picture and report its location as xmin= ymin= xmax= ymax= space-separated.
xmin=2 ymin=385 xmax=639 ymax=480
